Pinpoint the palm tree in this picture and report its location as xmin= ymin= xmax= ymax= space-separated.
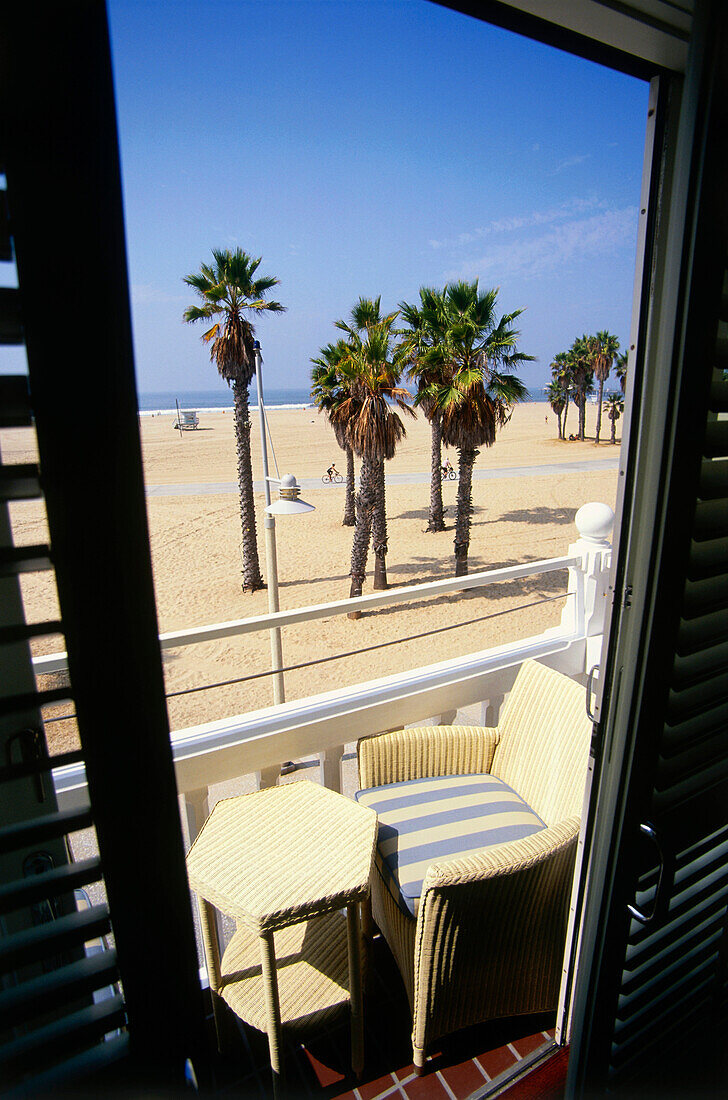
xmin=335 ymin=298 xmax=405 ymax=596
xmin=569 ymin=335 xmax=595 ymax=440
xmin=604 ymin=392 xmax=625 ymax=443
xmin=592 ymin=331 xmax=620 ymax=443
xmin=183 ymin=248 xmax=285 ymax=591
xmin=420 ymin=282 xmax=531 ymax=576
xmin=398 ymin=287 xmax=450 ymax=532
xmin=329 ymin=305 xmax=412 ymax=610
xmin=615 ymin=350 xmax=628 ymax=393
xmin=550 ymin=351 xmax=573 ymax=439
xmin=545 ymin=379 xmax=567 ymax=439
xmin=311 ymin=340 xmax=356 ymax=526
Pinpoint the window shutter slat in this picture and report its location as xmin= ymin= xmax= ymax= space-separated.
xmin=0 ymin=996 xmax=126 ymax=1080
xmin=0 ymin=858 xmax=104 ymax=914
xmin=0 ymin=808 xmax=94 ymax=854
xmin=0 ymin=951 xmax=119 ymax=1030
xmin=0 ymin=905 xmax=112 ymax=971
xmin=0 ymin=375 xmax=31 ymax=427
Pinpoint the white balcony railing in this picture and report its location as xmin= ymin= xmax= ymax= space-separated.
xmin=48 ymin=503 xmax=614 ymax=839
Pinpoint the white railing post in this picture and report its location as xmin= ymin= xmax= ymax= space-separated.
xmin=319 ymin=746 xmax=344 ymax=792
xmin=560 ymin=503 xmax=614 ymax=673
xmin=481 ymin=694 xmax=505 ymax=726
xmin=256 ymin=766 xmax=280 ymax=790
xmin=183 ymin=786 xmax=211 ymax=844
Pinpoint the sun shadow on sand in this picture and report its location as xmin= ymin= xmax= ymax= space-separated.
xmin=394 ymin=505 xmax=485 ymax=525
xmin=361 ymin=559 xmax=568 ymax=619
xmin=278 ymin=572 xmax=351 ymax=588
xmin=498 ymin=506 xmax=577 ymax=525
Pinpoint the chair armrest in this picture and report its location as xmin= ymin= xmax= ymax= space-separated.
xmin=421 ymin=817 xmax=579 ymax=891
xmin=411 ymin=818 xmax=580 ymax=1052
xmin=357 ymin=725 xmax=499 ymax=789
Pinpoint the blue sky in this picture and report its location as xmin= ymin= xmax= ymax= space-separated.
xmin=107 ymin=0 xmax=648 ymax=396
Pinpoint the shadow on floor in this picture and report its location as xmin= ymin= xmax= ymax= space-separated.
xmin=206 ymin=933 xmax=556 ymax=1099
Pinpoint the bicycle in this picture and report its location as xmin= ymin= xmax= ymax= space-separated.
xmin=322 ymin=471 xmax=344 ymax=484
xmin=441 ymin=467 xmax=457 ymax=481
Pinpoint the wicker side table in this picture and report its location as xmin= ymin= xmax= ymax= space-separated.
xmin=186 ymin=781 xmax=378 ymax=1084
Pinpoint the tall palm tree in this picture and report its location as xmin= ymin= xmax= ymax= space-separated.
xmin=545 ymin=379 xmax=566 ymax=439
xmin=329 ymin=307 xmax=412 ymax=610
xmin=183 ymin=248 xmax=285 ymax=591
xmin=568 ymin=335 xmax=595 ymax=441
xmin=604 ymin=392 xmax=625 ymax=443
xmin=550 ymin=351 xmax=573 ymax=439
xmin=398 ymin=287 xmax=450 ymax=532
xmin=420 ymin=282 xmax=531 ymax=576
xmin=335 ymin=298 xmax=404 ymax=595
xmin=592 ymin=331 xmax=620 ymax=443
xmin=615 ymin=350 xmax=628 ymax=393
xmin=311 ymin=340 xmax=356 ymax=526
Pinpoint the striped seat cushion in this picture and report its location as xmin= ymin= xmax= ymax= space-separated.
xmin=355 ymin=774 xmax=546 ymax=918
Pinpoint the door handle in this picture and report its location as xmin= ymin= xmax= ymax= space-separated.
xmin=586 ymin=665 xmax=599 ymax=720
xmin=627 ymin=822 xmax=666 ymax=925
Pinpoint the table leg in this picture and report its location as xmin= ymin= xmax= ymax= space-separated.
xmin=198 ymin=898 xmax=227 ymax=1052
xmin=347 ymin=902 xmax=364 ymax=1077
xmin=259 ymin=929 xmax=284 ymax=1085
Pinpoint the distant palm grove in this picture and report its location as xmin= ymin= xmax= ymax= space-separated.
xmin=546 ymin=332 xmax=626 ymax=444
xmin=311 ymin=280 xmax=533 ymax=601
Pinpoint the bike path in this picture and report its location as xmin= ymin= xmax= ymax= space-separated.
xmin=145 ymin=457 xmax=619 ymax=497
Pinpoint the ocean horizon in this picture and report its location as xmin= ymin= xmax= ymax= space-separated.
xmin=137 ymin=387 xmax=313 ymax=414
xmin=138 ymin=386 xmax=549 ymax=414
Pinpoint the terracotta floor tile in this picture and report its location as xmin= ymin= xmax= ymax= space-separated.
xmin=476 ymin=1044 xmax=518 ymax=1081
xmin=439 ymin=1058 xmax=488 ymax=1098
xmin=510 ymin=1032 xmax=551 ymax=1059
xmin=357 ymin=1072 xmax=400 ymax=1099
xmin=402 ymin=1073 xmax=450 ymax=1099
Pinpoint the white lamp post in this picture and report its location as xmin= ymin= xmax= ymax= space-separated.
xmin=253 ymin=341 xmax=314 ymax=710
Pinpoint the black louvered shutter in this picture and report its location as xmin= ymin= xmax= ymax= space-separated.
xmin=568 ymin=1 xmax=728 ymax=1092
xmin=0 ymin=373 xmax=127 ymax=1089
xmin=0 ymin=2 xmax=208 ymax=1092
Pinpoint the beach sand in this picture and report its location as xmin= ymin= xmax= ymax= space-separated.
xmin=6 ymin=401 xmax=621 ymax=753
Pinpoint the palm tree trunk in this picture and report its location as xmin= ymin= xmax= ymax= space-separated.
xmin=454 ymin=447 xmax=477 ymax=577
xmin=556 ymin=409 xmax=563 ymax=439
xmin=578 ymin=391 xmax=586 ymax=440
xmin=427 ymin=416 xmax=446 ymax=532
xmin=562 ymin=398 xmax=569 ymax=439
xmin=348 ymin=456 xmax=374 ymax=618
xmin=595 ymin=378 xmax=605 ymax=443
xmin=371 ymin=459 xmax=388 ymax=590
xmin=342 ymin=446 xmax=356 ymax=526
xmin=232 ymin=381 xmax=264 ymax=591
xmin=611 ymin=416 xmax=617 ymax=444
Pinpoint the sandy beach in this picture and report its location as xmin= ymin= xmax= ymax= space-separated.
xmin=6 ymin=401 xmax=620 ymax=752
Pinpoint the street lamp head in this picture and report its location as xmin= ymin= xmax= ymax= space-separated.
xmin=265 ymin=473 xmax=315 ymax=515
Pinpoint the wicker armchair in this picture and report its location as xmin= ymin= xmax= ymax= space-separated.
xmin=356 ymin=660 xmax=591 ymax=1071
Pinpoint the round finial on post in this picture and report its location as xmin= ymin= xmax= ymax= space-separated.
xmin=575 ymin=502 xmax=614 ymax=545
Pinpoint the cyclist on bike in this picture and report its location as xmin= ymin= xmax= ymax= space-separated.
xmin=441 ymin=458 xmax=454 ymax=478
xmin=327 ymin=463 xmax=338 ymax=480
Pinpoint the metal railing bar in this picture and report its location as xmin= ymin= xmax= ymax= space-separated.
xmin=32 ymin=554 xmax=578 ymax=675
xmin=164 ymin=591 xmax=572 ymax=699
